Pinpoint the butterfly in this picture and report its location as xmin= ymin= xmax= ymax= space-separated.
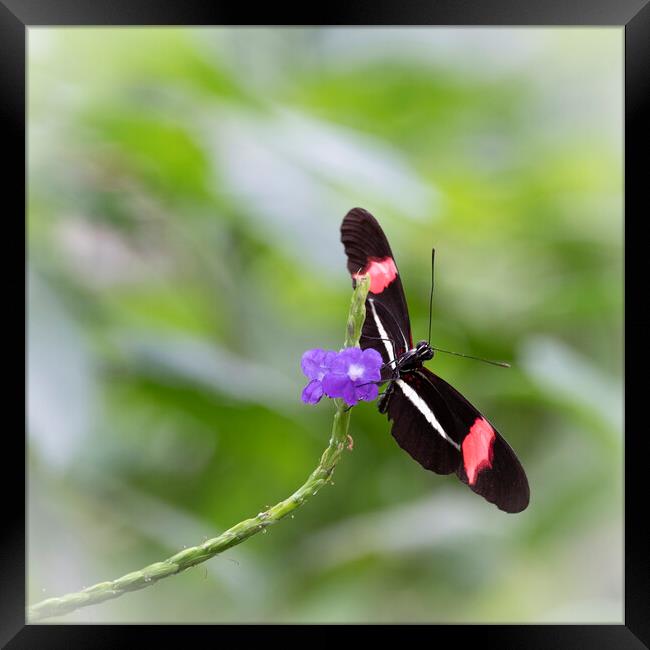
xmin=341 ymin=207 xmax=529 ymax=513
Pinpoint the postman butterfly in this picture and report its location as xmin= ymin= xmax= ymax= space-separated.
xmin=341 ymin=208 xmax=529 ymax=513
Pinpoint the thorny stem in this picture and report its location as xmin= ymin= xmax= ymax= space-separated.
xmin=28 ymin=275 xmax=371 ymax=622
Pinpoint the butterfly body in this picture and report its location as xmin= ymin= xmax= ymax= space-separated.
xmin=376 ymin=340 xmax=432 ymax=412
xmin=341 ymin=208 xmax=530 ymax=513
xmin=394 ymin=339 xmax=435 ymax=371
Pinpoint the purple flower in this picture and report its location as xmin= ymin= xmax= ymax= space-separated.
xmin=300 ymin=348 xmax=336 ymax=404
xmin=301 ymin=346 xmax=384 ymax=407
xmin=322 ymin=347 xmax=383 ymax=407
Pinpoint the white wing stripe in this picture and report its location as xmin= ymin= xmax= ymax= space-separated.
xmin=368 ymin=298 xmax=397 ymax=368
xmin=395 ymin=379 xmax=461 ymax=450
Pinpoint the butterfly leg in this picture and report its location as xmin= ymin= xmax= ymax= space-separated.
xmin=377 ymin=365 xmax=402 ymax=414
xmin=378 ymin=381 xmax=395 ymax=414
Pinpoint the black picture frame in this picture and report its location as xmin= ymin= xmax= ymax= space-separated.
xmin=2 ymin=1 xmax=647 ymax=646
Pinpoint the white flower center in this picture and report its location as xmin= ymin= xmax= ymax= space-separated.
xmin=347 ymin=363 xmax=364 ymax=381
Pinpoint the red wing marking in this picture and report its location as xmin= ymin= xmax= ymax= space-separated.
xmin=462 ymin=417 xmax=496 ymax=485
xmin=353 ymin=256 xmax=398 ymax=294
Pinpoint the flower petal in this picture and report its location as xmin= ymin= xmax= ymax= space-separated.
xmin=322 ymin=372 xmax=352 ymax=399
xmin=301 ymin=349 xmax=336 ymax=381
xmin=361 ymin=348 xmax=383 ymax=380
xmin=341 ymin=381 xmax=359 ymax=407
xmin=301 ymin=379 xmax=324 ymax=404
xmin=338 ymin=346 xmax=364 ymax=364
xmin=355 ymin=382 xmax=379 ymax=403
xmin=330 ymin=347 xmax=364 ymax=376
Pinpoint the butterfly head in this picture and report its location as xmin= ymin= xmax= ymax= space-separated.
xmin=415 ymin=340 xmax=434 ymax=361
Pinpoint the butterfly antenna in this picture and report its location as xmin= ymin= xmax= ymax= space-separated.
xmin=431 ymin=346 xmax=511 ymax=368
xmin=427 ymin=248 xmax=435 ymax=345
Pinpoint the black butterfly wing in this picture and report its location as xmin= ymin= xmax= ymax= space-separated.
xmin=425 ymin=369 xmax=529 ymax=513
xmin=386 ymin=369 xmax=462 ymax=475
xmin=387 ymin=367 xmax=529 ymax=513
xmin=341 ymin=208 xmax=412 ymax=377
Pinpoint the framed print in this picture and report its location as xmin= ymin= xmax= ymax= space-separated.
xmin=2 ymin=0 xmax=647 ymax=646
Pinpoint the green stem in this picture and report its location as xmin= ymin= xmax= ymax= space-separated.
xmin=28 ymin=275 xmax=370 ymax=622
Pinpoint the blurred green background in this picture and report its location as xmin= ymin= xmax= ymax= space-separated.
xmin=27 ymin=28 xmax=623 ymax=623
